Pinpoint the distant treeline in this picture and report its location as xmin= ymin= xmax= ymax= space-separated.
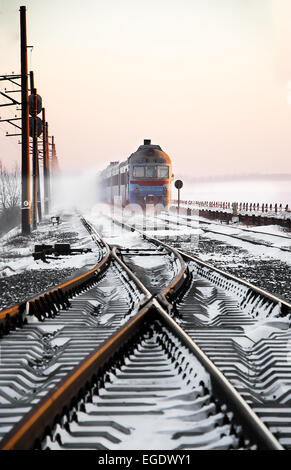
xmin=0 ymin=161 xmax=21 ymax=235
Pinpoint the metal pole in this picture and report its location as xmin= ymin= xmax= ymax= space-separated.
xmin=30 ymin=72 xmax=42 ymax=223
xmin=32 ymin=87 xmax=38 ymax=229
xmin=52 ymin=136 xmax=55 ymax=171
xmin=29 ymin=71 xmax=38 ymax=229
xmin=20 ymin=6 xmax=31 ymax=235
xmin=178 ymin=188 xmax=180 ymax=213
xmin=46 ymin=122 xmax=50 ymax=213
xmin=42 ymin=108 xmax=48 ymax=215
xmin=51 ymin=136 xmax=56 ymax=207
xmin=37 ymin=150 xmax=42 ymax=222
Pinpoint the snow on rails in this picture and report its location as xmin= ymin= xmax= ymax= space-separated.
xmin=0 ymin=213 xmax=290 ymax=450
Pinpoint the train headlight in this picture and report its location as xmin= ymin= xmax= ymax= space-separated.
xmin=163 ymin=186 xmax=168 ymax=193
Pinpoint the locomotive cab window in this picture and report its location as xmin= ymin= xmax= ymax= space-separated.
xmin=133 ymin=166 xmax=145 ymax=177
xmin=157 ymin=166 xmax=169 ymax=178
xmin=145 ymin=166 xmax=155 ymax=177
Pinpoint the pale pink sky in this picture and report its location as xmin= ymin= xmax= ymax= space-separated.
xmin=1 ymin=0 xmax=291 ymax=179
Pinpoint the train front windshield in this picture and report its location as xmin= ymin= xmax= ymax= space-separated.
xmin=132 ymin=167 xmax=145 ymax=177
xmin=157 ymin=166 xmax=169 ymax=178
xmin=145 ymin=167 xmax=155 ymax=177
xmin=132 ymin=166 xmax=169 ymax=178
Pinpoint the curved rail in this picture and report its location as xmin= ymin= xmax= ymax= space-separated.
xmin=0 ymin=261 xmax=283 ymax=450
xmin=0 ymin=218 xmax=111 ymax=334
xmin=178 ymin=250 xmax=291 ymax=317
xmin=0 ymin=213 xmax=287 ymax=450
xmin=153 ymin=300 xmax=283 ymax=450
xmin=170 ymin=207 xmax=291 ymax=240
xmin=111 ymin=246 xmax=152 ymax=304
xmin=0 ymin=303 xmax=154 ymax=450
xmin=110 ymin=214 xmax=291 ymax=318
xmin=108 ymin=216 xmax=187 ymax=312
xmin=161 ymin=212 xmax=291 ymax=253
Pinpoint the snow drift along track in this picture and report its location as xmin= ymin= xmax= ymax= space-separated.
xmin=0 ymin=219 xmax=110 ymax=335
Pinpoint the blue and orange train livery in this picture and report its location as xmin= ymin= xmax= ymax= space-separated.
xmin=99 ymin=140 xmax=172 ymax=208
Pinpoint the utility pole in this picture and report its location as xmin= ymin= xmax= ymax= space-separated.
xmin=52 ymin=136 xmax=56 ymax=171
xmin=42 ymin=108 xmax=49 ymax=215
xmin=46 ymin=121 xmax=50 ymax=213
xmin=29 ymin=71 xmax=38 ymax=229
xmin=37 ymin=152 xmax=42 ymax=222
xmin=29 ymin=71 xmax=43 ymax=227
xmin=51 ymin=136 xmax=57 ymax=208
xmin=20 ymin=5 xmax=31 ymax=235
xmin=32 ymin=86 xmax=38 ymax=229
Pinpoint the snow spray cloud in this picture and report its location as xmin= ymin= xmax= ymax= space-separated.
xmin=51 ymin=170 xmax=200 ymax=246
xmin=51 ymin=171 xmax=99 ymax=214
xmin=90 ymin=198 xmax=200 ymax=248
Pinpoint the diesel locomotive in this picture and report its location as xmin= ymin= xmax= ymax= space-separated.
xmin=98 ymin=140 xmax=172 ymax=208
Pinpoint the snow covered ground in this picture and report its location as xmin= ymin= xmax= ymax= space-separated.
xmin=0 ymin=215 xmax=98 ymax=278
xmin=87 ymin=204 xmax=291 ymax=303
xmin=0 ymin=215 xmax=101 ymax=310
xmin=176 ymin=233 xmax=291 ymax=303
xmin=2 ymin=202 xmax=288 ymax=310
xmin=162 ymin=212 xmax=291 ymax=257
xmin=179 ymin=176 xmax=291 ymax=207
xmin=87 ymin=205 xmax=149 ymax=250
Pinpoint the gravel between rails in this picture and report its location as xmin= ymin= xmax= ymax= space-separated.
xmin=0 ymin=215 xmax=100 ymax=312
xmin=170 ymin=236 xmax=291 ymax=304
xmin=0 ymin=268 xmax=77 ymax=311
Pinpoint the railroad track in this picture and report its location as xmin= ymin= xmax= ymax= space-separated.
xmin=171 ymin=205 xmax=291 ymax=241
xmin=0 ymin=219 xmax=148 ymax=447
xmin=0 ymin=274 xmax=282 ymax=450
xmin=0 ymin=214 xmax=289 ymax=450
xmin=101 ymin=213 xmax=291 ymax=449
xmin=0 ymin=218 xmax=109 ymax=335
xmin=34 ymin=317 xmax=273 ymax=451
xmin=157 ymin=211 xmax=291 ymax=253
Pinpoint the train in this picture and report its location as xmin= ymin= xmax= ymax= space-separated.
xmin=98 ymin=140 xmax=172 ymax=208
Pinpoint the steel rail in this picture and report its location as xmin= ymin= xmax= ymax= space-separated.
xmin=159 ymin=212 xmax=291 ymax=253
xmin=1 ymin=284 xmax=283 ymax=449
xmin=178 ymin=250 xmax=291 ymax=316
xmin=109 ymin=241 xmax=284 ymax=450
xmin=0 ymin=218 xmax=111 ymax=332
xmin=108 ymin=215 xmax=187 ymax=310
xmin=152 ymin=299 xmax=283 ymax=450
xmin=0 ymin=231 xmax=284 ymax=450
xmin=111 ymin=246 xmax=152 ymax=303
xmin=170 ymin=207 xmax=291 ymax=240
xmin=110 ymin=214 xmax=291 ymax=317
xmin=112 ymin=242 xmax=283 ymax=449
xmin=0 ymin=303 xmax=155 ymax=450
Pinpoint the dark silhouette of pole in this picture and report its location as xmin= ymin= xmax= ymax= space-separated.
xmin=20 ymin=6 xmax=31 ymax=235
xmin=29 ymin=71 xmax=38 ymax=229
xmin=42 ymin=108 xmax=49 ymax=214
xmin=175 ymin=180 xmax=183 ymax=214
xmin=37 ymin=151 xmax=42 ymax=222
xmin=30 ymin=71 xmax=42 ymax=224
xmin=52 ymin=135 xmax=55 ymax=167
xmin=52 ymin=136 xmax=55 ymax=206
xmin=46 ymin=121 xmax=50 ymax=213
xmin=52 ymin=136 xmax=57 ymax=171
xmin=32 ymin=87 xmax=38 ymax=229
